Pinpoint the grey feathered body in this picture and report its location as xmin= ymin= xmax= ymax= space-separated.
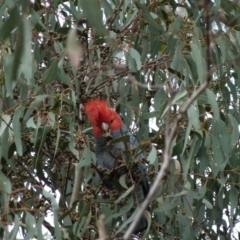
xmin=95 ymin=124 xmax=149 ymax=233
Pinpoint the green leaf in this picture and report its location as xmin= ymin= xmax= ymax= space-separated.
xmin=108 ymin=135 xmax=130 ymax=145
xmin=26 ymin=116 xmax=38 ymax=129
xmin=210 ymin=135 xmax=225 ymax=177
xmin=206 ymin=88 xmax=220 ymax=120
xmin=191 ymin=43 xmax=206 ymax=83
xmin=119 ymin=174 xmax=128 ymax=189
xmin=4 ymin=54 xmax=15 ymax=98
xmin=202 ymin=198 xmax=213 ymax=209
xmin=0 ymin=114 xmax=11 ymax=136
xmin=187 ymin=104 xmax=200 ymax=130
xmin=12 ymin=16 xmax=25 ymax=82
xmin=167 ymin=17 xmax=182 ymax=54
xmin=54 ymin=127 xmax=60 ymax=157
xmin=161 ymin=87 xmax=187 ymax=117
xmin=21 ymin=18 xmax=33 ymax=85
xmin=0 ymin=6 xmax=20 ymax=41
xmin=229 ymin=186 xmax=238 ymax=215
xmin=147 ymin=146 xmax=157 ymax=164
xmin=93 ymin=38 xmax=106 ymax=45
xmin=114 ymin=197 xmax=134 ymax=233
xmin=182 ymin=135 xmax=197 ymax=180
xmin=47 ymin=112 xmax=55 ymax=128
xmin=9 ymin=214 xmax=20 ymax=240
xmin=181 ymin=121 xmax=192 ymax=155
xmin=226 ymin=80 xmax=237 ymax=102
xmin=74 ymin=203 xmax=91 ymax=234
xmin=154 ymin=197 xmax=179 ymax=213
xmin=211 ymin=119 xmax=230 ymax=158
xmin=170 ymin=45 xmax=182 ymax=72
xmin=185 ymin=185 xmax=206 ymax=200
xmin=43 ymin=58 xmax=58 ymax=84
xmin=42 ymin=189 xmax=62 ymax=239
xmin=0 ymin=170 xmax=11 ymax=215
xmin=141 ymin=36 xmax=150 ymax=61
xmin=13 ymin=105 xmax=24 ymax=156
xmin=77 ymin=146 xmax=92 ymax=168
xmin=23 ymin=95 xmax=47 ymax=121
xmin=56 ymin=64 xmax=73 ymax=87
xmin=61 ymin=2 xmax=79 ymax=20
xmin=172 ymin=88 xmax=187 ymax=105
xmin=135 ymin=2 xmax=161 ymax=31
xmin=30 ymin=95 xmax=48 ymax=107
xmin=101 ymin=0 xmax=113 ymax=16
xmin=30 ymin=9 xmax=47 ymax=31
xmin=33 ymin=126 xmax=52 ymax=167
xmin=81 ymin=210 xmax=92 ymax=235
xmin=24 ymin=212 xmax=35 ymax=240
xmin=153 ymin=89 xmax=168 ymax=114
xmin=129 ymin=48 xmax=142 ymax=71
xmin=228 ymin=114 xmax=239 ymax=149
xmin=36 ymin=216 xmax=45 ymax=240
xmin=141 ymin=111 xmax=161 ymax=119
xmin=126 ymin=51 xmax=137 ymax=72
xmin=81 ymin=0 xmax=107 ymax=35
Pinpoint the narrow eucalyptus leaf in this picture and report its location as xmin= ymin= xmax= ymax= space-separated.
xmin=8 ymin=214 xmax=20 ymax=240
xmin=129 ymin=48 xmax=141 ymax=70
xmin=4 ymin=54 xmax=15 ymax=98
xmin=228 ymin=114 xmax=239 ymax=149
xmin=211 ymin=119 xmax=230 ymax=158
xmin=191 ymin=43 xmax=206 ymax=83
xmin=81 ymin=0 xmax=107 ymax=35
xmin=126 ymin=51 xmax=137 ymax=72
xmin=21 ymin=18 xmax=32 ymax=84
xmin=206 ymin=89 xmax=220 ymax=120
xmin=119 ymin=174 xmax=128 ymax=189
xmin=0 ymin=6 xmax=20 ymax=40
xmin=0 ymin=171 xmax=11 ymax=216
xmin=36 ymin=216 xmax=45 ymax=240
xmin=26 ymin=117 xmax=37 ymax=129
xmin=147 ymin=146 xmax=157 ymax=164
xmin=170 ymin=45 xmax=182 ymax=72
xmin=229 ymin=186 xmax=238 ymax=214
xmin=210 ymin=135 xmax=225 ymax=176
xmin=13 ymin=105 xmax=24 ymax=156
xmin=77 ymin=146 xmax=91 ymax=168
xmin=0 ymin=114 xmax=11 ymax=136
xmin=42 ymin=189 xmax=62 ymax=239
xmin=43 ymin=58 xmax=58 ymax=84
xmin=24 ymin=212 xmax=35 ymax=240
xmin=135 ymin=2 xmax=161 ymax=31
xmin=54 ymin=127 xmax=60 ymax=157
xmin=109 ymin=135 xmax=130 ymax=144
xmin=202 ymin=198 xmax=213 ymax=209
xmin=187 ymin=104 xmax=200 ymax=130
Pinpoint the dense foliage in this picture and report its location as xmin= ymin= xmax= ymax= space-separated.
xmin=0 ymin=0 xmax=240 ymax=239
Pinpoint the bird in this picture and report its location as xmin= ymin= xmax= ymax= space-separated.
xmin=84 ymin=99 xmax=150 ymax=234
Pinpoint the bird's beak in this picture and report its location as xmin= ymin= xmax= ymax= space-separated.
xmin=101 ymin=122 xmax=112 ymax=140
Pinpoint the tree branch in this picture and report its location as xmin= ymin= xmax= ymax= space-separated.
xmin=123 ymin=1 xmax=212 ymax=238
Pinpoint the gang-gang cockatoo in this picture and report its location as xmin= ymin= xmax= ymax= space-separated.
xmin=84 ymin=99 xmax=150 ymax=234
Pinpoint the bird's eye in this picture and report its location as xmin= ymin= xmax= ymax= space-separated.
xmin=110 ymin=119 xmax=114 ymax=123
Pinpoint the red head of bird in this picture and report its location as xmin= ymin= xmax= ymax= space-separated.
xmin=84 ymin=99 xmax=122 ymax=136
